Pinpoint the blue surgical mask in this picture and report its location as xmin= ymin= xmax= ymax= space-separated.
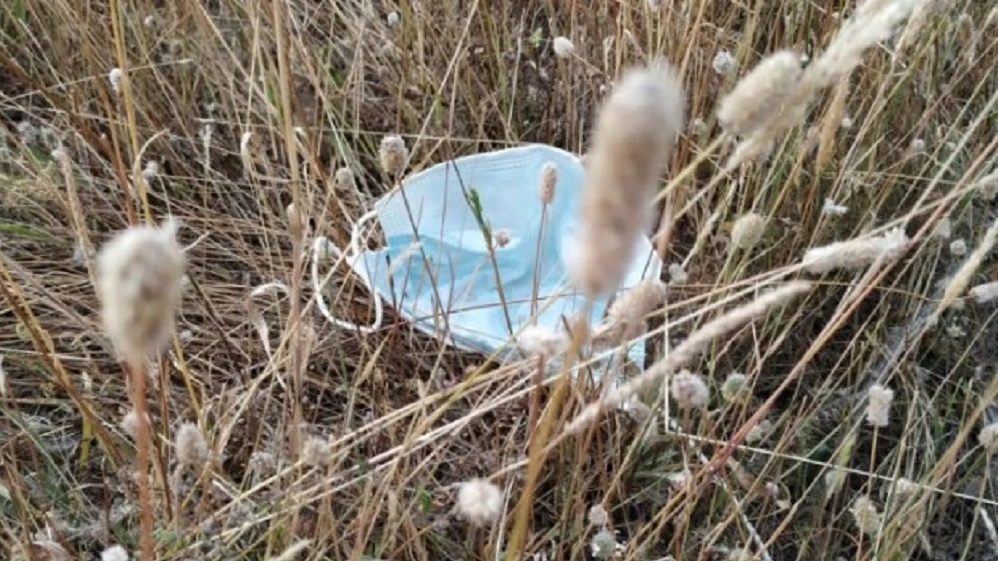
xmin=311 ymin=144 xmax=662 ymax=373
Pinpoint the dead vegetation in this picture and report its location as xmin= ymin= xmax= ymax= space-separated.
xmin=1 ymin=0 xmax=997 ymax=560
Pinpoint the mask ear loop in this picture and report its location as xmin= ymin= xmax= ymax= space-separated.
xmin=311 ymin=209 xmax=383 ymax=333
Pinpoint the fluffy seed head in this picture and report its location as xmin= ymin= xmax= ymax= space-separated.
xmin=892 ymin=477 xmax=917 ymax=497
xmin=980 ymin=423 xmax=998 ymax=453
xmin=933 ymin=216 xmax=952 ymax=239
xmin=101 ymin=545 xmax=129 ymax=561
xmin=969 ymin=282 xmax=998 ymax=304
xmin=602 ymin=279 xmax=667 ymax=343
xmin=379 ymin=135 xmax=408 ymax=176
xmin=517 ymin=325 xmax=570 ymax=358
xmin=949 ymin=238 xmax=967 ymax=257
xmin=825 ymin=469 xmax=847 ymax=499
xmin=456 ymin=478 xmax=503 ymax=526
xmin=668 ymin=262 xmax=688 ymax=285
xmin=668 ymin=470 xmax=691 ymax=489
xmin=976 ymin=171 xmax=998 ymax=201
xmin=568 ymin=63 xmax=685 ymax=297
xmin=717 ymin=50 xmax=802 ymax=136
xmin=334 ymin=167 xmax=356 ymax=191
xmin=865 ymin=383 xmax=894 ymax=427
xmin=588 ymin=504 xmax=609 ymax=526
xmin=670 ymin=370 xmax=709 ymax=408
xmin=712 ymin=50 xmax=737 ymax=75
xmin=590 ymin=530 xmax=618 ymax=560
xmin=97 ymin=219 xmax=184 ymax=361
xmin=730 ymin=212 xmax=766 ymax=250
xmin=822 ymin=198 xmax=849 ymax=217
xmin=801 ymin=227 xmax=908 ymax=273
xmin=175 ymin=422 xmax=209 ymax=468
xmin=745 ymin=419 xmax=773 ymax=443
xmin=721 ymin=371 xmax=748 ymax=402
xmin=851 ymin=496 xmax=881 ymax=536
xmin=302 ymin=436 xmax=331 ymax=467
xmin=142 ymin=161 xmax=160 ymax=180
xmin=539 ymin=162 xmax=557 ymax=204
xmin=108 ymin=68 xmax=123 ymax=95
xmin=553 ymin=36 xmax=575 ymax=59
xmin=120 ymin=409 xmax=149 ymax=439
xmin=386 ymin=11 xmax=400 ymax=27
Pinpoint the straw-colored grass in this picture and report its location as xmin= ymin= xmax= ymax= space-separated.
xmin=1 ymin=1 xmax=997 ymax=560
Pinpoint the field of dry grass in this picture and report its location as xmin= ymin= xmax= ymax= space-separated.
xmin=2 ymin=0 xmax=998 ymax=560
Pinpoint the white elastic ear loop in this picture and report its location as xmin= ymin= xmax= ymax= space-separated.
xmin=311 ymin=209 xmax=383 ymax=333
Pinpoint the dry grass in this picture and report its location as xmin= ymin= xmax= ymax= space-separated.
xmin=1 ymin=0 xmax=997 ymax=560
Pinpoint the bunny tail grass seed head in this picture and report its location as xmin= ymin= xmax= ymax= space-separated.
xmin=801 ymin=227 xmax=908 ymax=273
xmin=590 ymin=530 xmax=619 ymax=560
xmin=97 ymin=219 xmax=184 ymax=361
xmin=969 ymin=281 xmax=998 ymax=304
xmin=851 ymin=496 xmax=882 ymax=536
xmin=379 ymin=135 xmax=408 ymax=176
xmin=865 ymin=383 xmax=894 ymax=427
xmin=539 ymin=161 xmax=557 ymax=204
xmin=175 ymin=422 xmax=209 ymax=469
xmin=721 ymin=371 xmax=748 ymax=402
xmin=588 ymin=504 xmax=609 ymax=527
xmin=302 ymin=436 xmax=331 ymax=467
xmin=671 ymin=370 xmax=709 ymax=408
xmin=120 ymin=409 xmax=150 ymax=439
xmin=567 ymin=281 xmax=811 ymax=433
xmin=976 ymin=171 xmax=998 ymax=201
xmin=456 ymin=478 xmax=503 ymax=526
xmin=108 ymin=67 xmax=123 ymax=96
xmin=979 ymin=423 xmax=998 ymax=453
xmin=101 ymin=545 xmax=129 ymax=561
xmin=717 ymin=50 xmax=801 ymax=137
xmin=598 ymin=279 xmax=667 ymax=344
xmin=334 ymin=167 xmax=356 ymax=191
xmin=950 ymin=238 xmax=968 ymax=257
xmin=142 ymin=161 xmax=159 ymax=180
xmin=517 ymin=325 xmax=570 ymax=358
xmin=823 ymin=198 xmax=849 ymax=217
xmin=937 ymin=219 xmax=998 ymax=311
xmin=712 ymin=50 xmax=737 ymax=75
xmin=567 ymin=62 xmax=685 ymax=297
xmin=553 ymin=36 xmax=575 ymax=59
xmin=730 ymin=212 xmax=766 ymax=251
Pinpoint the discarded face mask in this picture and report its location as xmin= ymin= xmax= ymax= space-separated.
xmin=311 ymin=143 xmax=662 ymax=373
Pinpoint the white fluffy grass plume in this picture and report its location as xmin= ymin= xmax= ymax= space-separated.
xmin=101 ymin=545 xmax=129 ymax=561
xmin=801 ymin=227 xmax=908 ymax=273
xmin=567 ymin=62 xmax=685 ymax=297
xmin=596 ymin=279 xmax=667 ymax=345
xmin=97 ymin=219 xmax=184 ymax=361
xmin=969 ymin=281 xmax=998 ymax=304
xmin=456 ymin=478 xmax=503 ymax=526
xmin=717 ymin=50 xmax=802 ymax=137
xmin=865 ymin=383 xmax=894 ymax=427
xmin=730 ymin=212 xmax=767 ymax=251
xmin=175 ymin=422 xmax=209 ymax=469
